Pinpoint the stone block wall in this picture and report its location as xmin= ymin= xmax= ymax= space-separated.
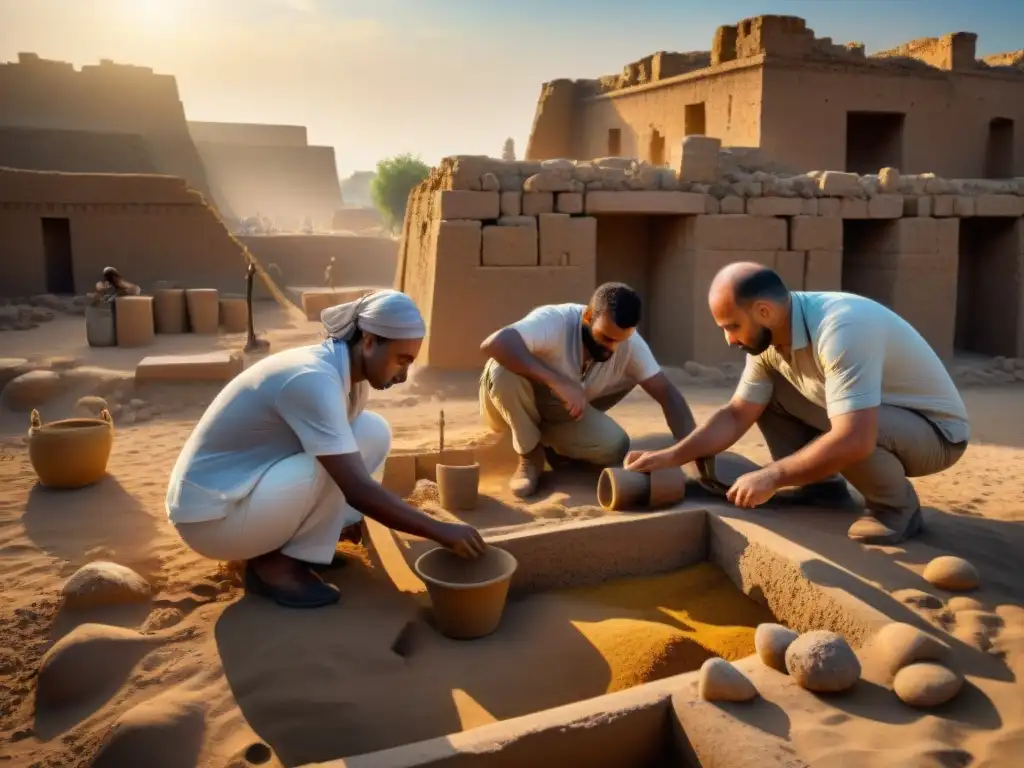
xmin=396 ymin=152 xmax=1024 ymax=371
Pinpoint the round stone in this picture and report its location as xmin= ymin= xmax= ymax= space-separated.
xmin=784 ymin=630 xmax=861 ymax=693
xmin=872 ymin=622 xmax=950 ymax=677
xmin=61 ymin=561 xmax=152 ymax=609
xmin=698 ymin=657 xmax=758 ymax=702
xmin=946 ymin=596 xmax=984 ymax=613
xmin=755 ymin=622 xmax=799 ymax=672
xmin=893 ymin=663 xmax=963 ymax=707
xmin=2 ymin=370 xmax=61 ymax=411
xmin=74 ymin=395 xmax=109 ymax=417
xmin=923 ymin=556 xmax=980 ymax=591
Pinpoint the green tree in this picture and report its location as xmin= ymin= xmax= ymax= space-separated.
xmin=370 ymin=153 xmax=431 ymax=231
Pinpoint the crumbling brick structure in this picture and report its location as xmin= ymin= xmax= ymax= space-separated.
xmin=0 ymin=54 xmax=343 ymax=224
xmin=395 ymin=146 xmax=1024 ymax=370
xmin=526 ymin=15 xmax=1024 ymax=179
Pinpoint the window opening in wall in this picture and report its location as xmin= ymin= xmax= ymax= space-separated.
xmin=841 ymin=220 xmax=893 ymax=302
xmin=607 ymin=128 xmax=622 ymax=156
xmin=984 ymin=118 xmax=1014 ymax=179
xmin=648 ymin=129 xmax=666 ymax=166
xmin=41 ymin=217 xmax=75 ymax=294
xmin=845 ymin=112 xmax=904 ymax=175
xmin=956 ymin=217 xmax=1020 ymax=356
xmin=684 ymin=103 xmax=706 ymax=136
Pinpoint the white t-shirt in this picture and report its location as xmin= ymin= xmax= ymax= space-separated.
xmin=165 ymin=340 xmax=369 ymax=524
xmin=508 ymin=303 xmax=661 ymax=400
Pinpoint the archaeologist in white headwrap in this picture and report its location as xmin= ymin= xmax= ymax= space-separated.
xmin=165 ymin=289 xmax=486 ymax=609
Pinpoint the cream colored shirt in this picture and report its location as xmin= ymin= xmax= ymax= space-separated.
xmin=735 ymin=291 xmax=969 ymax=444
xmin=508 ymin=303 xmax=661 ymax=400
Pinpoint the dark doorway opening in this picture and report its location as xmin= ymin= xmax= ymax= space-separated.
xmin=845 ymin=112 xmax=904 ymax=175
xmin=984 ymin=118 xmax=1014 ymax=179
xmin=41 ymin=217 xmax=75 ymax=294
xmin=607 ymin=128 xmax=622 ymax=156
xmin=684 ymin=103 xmax=706 ymax=136
xmin=841 ymin=220 xmax=894 ymax=303
xmin=956 ymin=217 xmax=1020 ymax=356
xmin=648 ymin=129 xmax=666 ymax=166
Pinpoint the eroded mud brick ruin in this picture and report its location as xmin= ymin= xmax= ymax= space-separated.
xmin=397 ymin=15 xmax=1024 ymax=369
xmin=0 ymin=53 xmax=343 ymax=226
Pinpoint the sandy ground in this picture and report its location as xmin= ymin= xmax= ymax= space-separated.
xmin=1 ymin=306 xmax=1023 ymax=767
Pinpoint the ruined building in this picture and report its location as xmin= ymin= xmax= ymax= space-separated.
xmin=526 ymin=16 xmax=1024 ymax=179
xmin=0 ymin=53 xmax=342 ymax=223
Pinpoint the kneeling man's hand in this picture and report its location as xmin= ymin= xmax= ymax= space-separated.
xmin=727 ymin=467 xmax=781 ymax=509
xmin=623 ymin=450 xmax=673 ymax=473
xmin=434 ymin=521 xmax=488 ymax=559
xmin=550 ymin=377 xmax=587 ymax=421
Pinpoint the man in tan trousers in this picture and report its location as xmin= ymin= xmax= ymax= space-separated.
xmin=624 ymin=262 xmax=970 ymax=545
xmin=479 ymin=282 xmax=696 ymax=498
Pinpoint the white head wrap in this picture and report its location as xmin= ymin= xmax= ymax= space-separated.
xmin=321 ymin=289 xmax=426 ymax=342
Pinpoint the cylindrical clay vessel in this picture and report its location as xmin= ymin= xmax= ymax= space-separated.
xmin=85 ymin=305 xmax=116 ymax=347
xmin=115 ymin=296 xmax=155 ymax=347
xmin=219 ymin=297 xmax=249 ymax=334
xmin=436 ymin=462 xmax=480 ymax=512
xmin=648 ymin=467 xmax=687 ymax=508
xmin=153 ymin=288 xmax=188 ymax=334
xmin=597 ymin=467 xmax=651 ymax=511
xmin=414 ymin=546 xmax=518 ymax=640
xmin=186 ymin=289 xmax=220 ymax=334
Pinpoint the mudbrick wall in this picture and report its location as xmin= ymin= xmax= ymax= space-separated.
xmin=0 ymin=168 xmax=250 ymax=296
xmin=526 ymin=15 xmax=1024 ymax=178
xmin=395 ymin=145 xmax=1024 ymax=372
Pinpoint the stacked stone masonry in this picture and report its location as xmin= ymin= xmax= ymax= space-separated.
xmin=395 ymin=152 xmax=1024 ymax=370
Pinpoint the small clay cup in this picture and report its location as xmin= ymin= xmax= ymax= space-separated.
xmin=648 ymin=467 xmax=687 ymax=508
xmin=436 ymin=462 xmax=480 ymax=512
xmin=597 ymin=467 xmax=651 ymax=511
xmin=414 ymin=545 xmax=518 ymax=640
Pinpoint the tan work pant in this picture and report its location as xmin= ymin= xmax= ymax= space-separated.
xmin=758 ymin=372 xmax=967 ymax=515
xmin=480 ymin=360 xmax=632 ymax=465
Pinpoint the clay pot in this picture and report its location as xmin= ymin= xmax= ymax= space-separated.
xmin=185 ymin=289 xmax=220 ymax=334
xmin=85 ymin=305 xmax=116 ymax=347
xmin=153 ymin=288 xmax=188 ymax=334
xmin=114 ymin=296 xmax=155 ymax=347
xmin=27 ymin=408 xmax=114 ymax=489
xmin=436 ymin=462 xmax=480 ymax=512
xmin=414 ymin=546 xmax=518 ymax=640
xmin=597 ymin=467 xmax=651 ymax=511
xmin=219 ymin=297 xmax=249 ymax=334
xmin=648 ymin=467 xmax=687 ymax=508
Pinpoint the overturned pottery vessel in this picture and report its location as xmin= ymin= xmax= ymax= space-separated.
xmin=27 ymin=409 xmax=114 ymax=489
xmin=597 ymin=467 xmax=651 ymax=511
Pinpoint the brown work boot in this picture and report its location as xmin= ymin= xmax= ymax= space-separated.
xmin=848 ymin=507 xmax=923 ymax=546
xmin=509 ymin=444 xmax=546 ymax=498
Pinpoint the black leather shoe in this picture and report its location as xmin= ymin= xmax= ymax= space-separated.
xmin=244 ymin=562 xmax=341 ymax=608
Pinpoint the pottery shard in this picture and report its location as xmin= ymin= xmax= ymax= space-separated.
xmin=923 ymin=556 xmax=980 ymax=591
xmin=1 ymin=369 xmax=61 ymax=411
xmin=698 ymin=657 xmax=758 ymax=702
xmin=893 ymin=663 xmax=963 ymax=708
xmin=873 ymin=622 xmax=950 ymax=677
xmin=755 ymin=623 xmax=798 ymax=672
xmin=785 ymin=630 xmax=861 ymax=693
xmin=61 ymin=561 xmax=152 ymax=609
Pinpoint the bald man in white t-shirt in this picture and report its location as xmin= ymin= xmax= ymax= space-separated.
xmin=479 ymin=282 xmax=696 ymax=498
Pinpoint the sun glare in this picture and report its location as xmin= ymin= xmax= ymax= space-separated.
xmin=130 ymin=0 xmax=179 ymax=27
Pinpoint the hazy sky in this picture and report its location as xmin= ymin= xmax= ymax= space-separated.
xmin=2 ymin=0 xmax=1022 ymax=177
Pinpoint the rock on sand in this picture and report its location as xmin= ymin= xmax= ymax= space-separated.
xmin=92 ymin=689 xmax=208 ymax=768
xmin=74 ymin=395 xmax=109 ymax=417
xmin=2 ymin=370 xmax=61 ymax=411
xmin=872 ymin=622 xmax=950 ymax=677
xmin=61 ymin=561 xmax=152 ymax=609
xmin=754 ymin=622 xmax=798 ymax=672
xmin=893 ymin=662 xmax=964 ymax=707
xmin=698 ymin=657 xmax=758 ymax=702
xmin=785 ymin=630 xmax=861 ymax=693
xmin=923 ymin=556 xmax=980 ymax=591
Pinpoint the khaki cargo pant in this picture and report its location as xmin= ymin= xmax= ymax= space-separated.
xmin=758 ymin=371 xmax=967 ymax=515
xmin=480 ymin=360 xmax=632 ymax=465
